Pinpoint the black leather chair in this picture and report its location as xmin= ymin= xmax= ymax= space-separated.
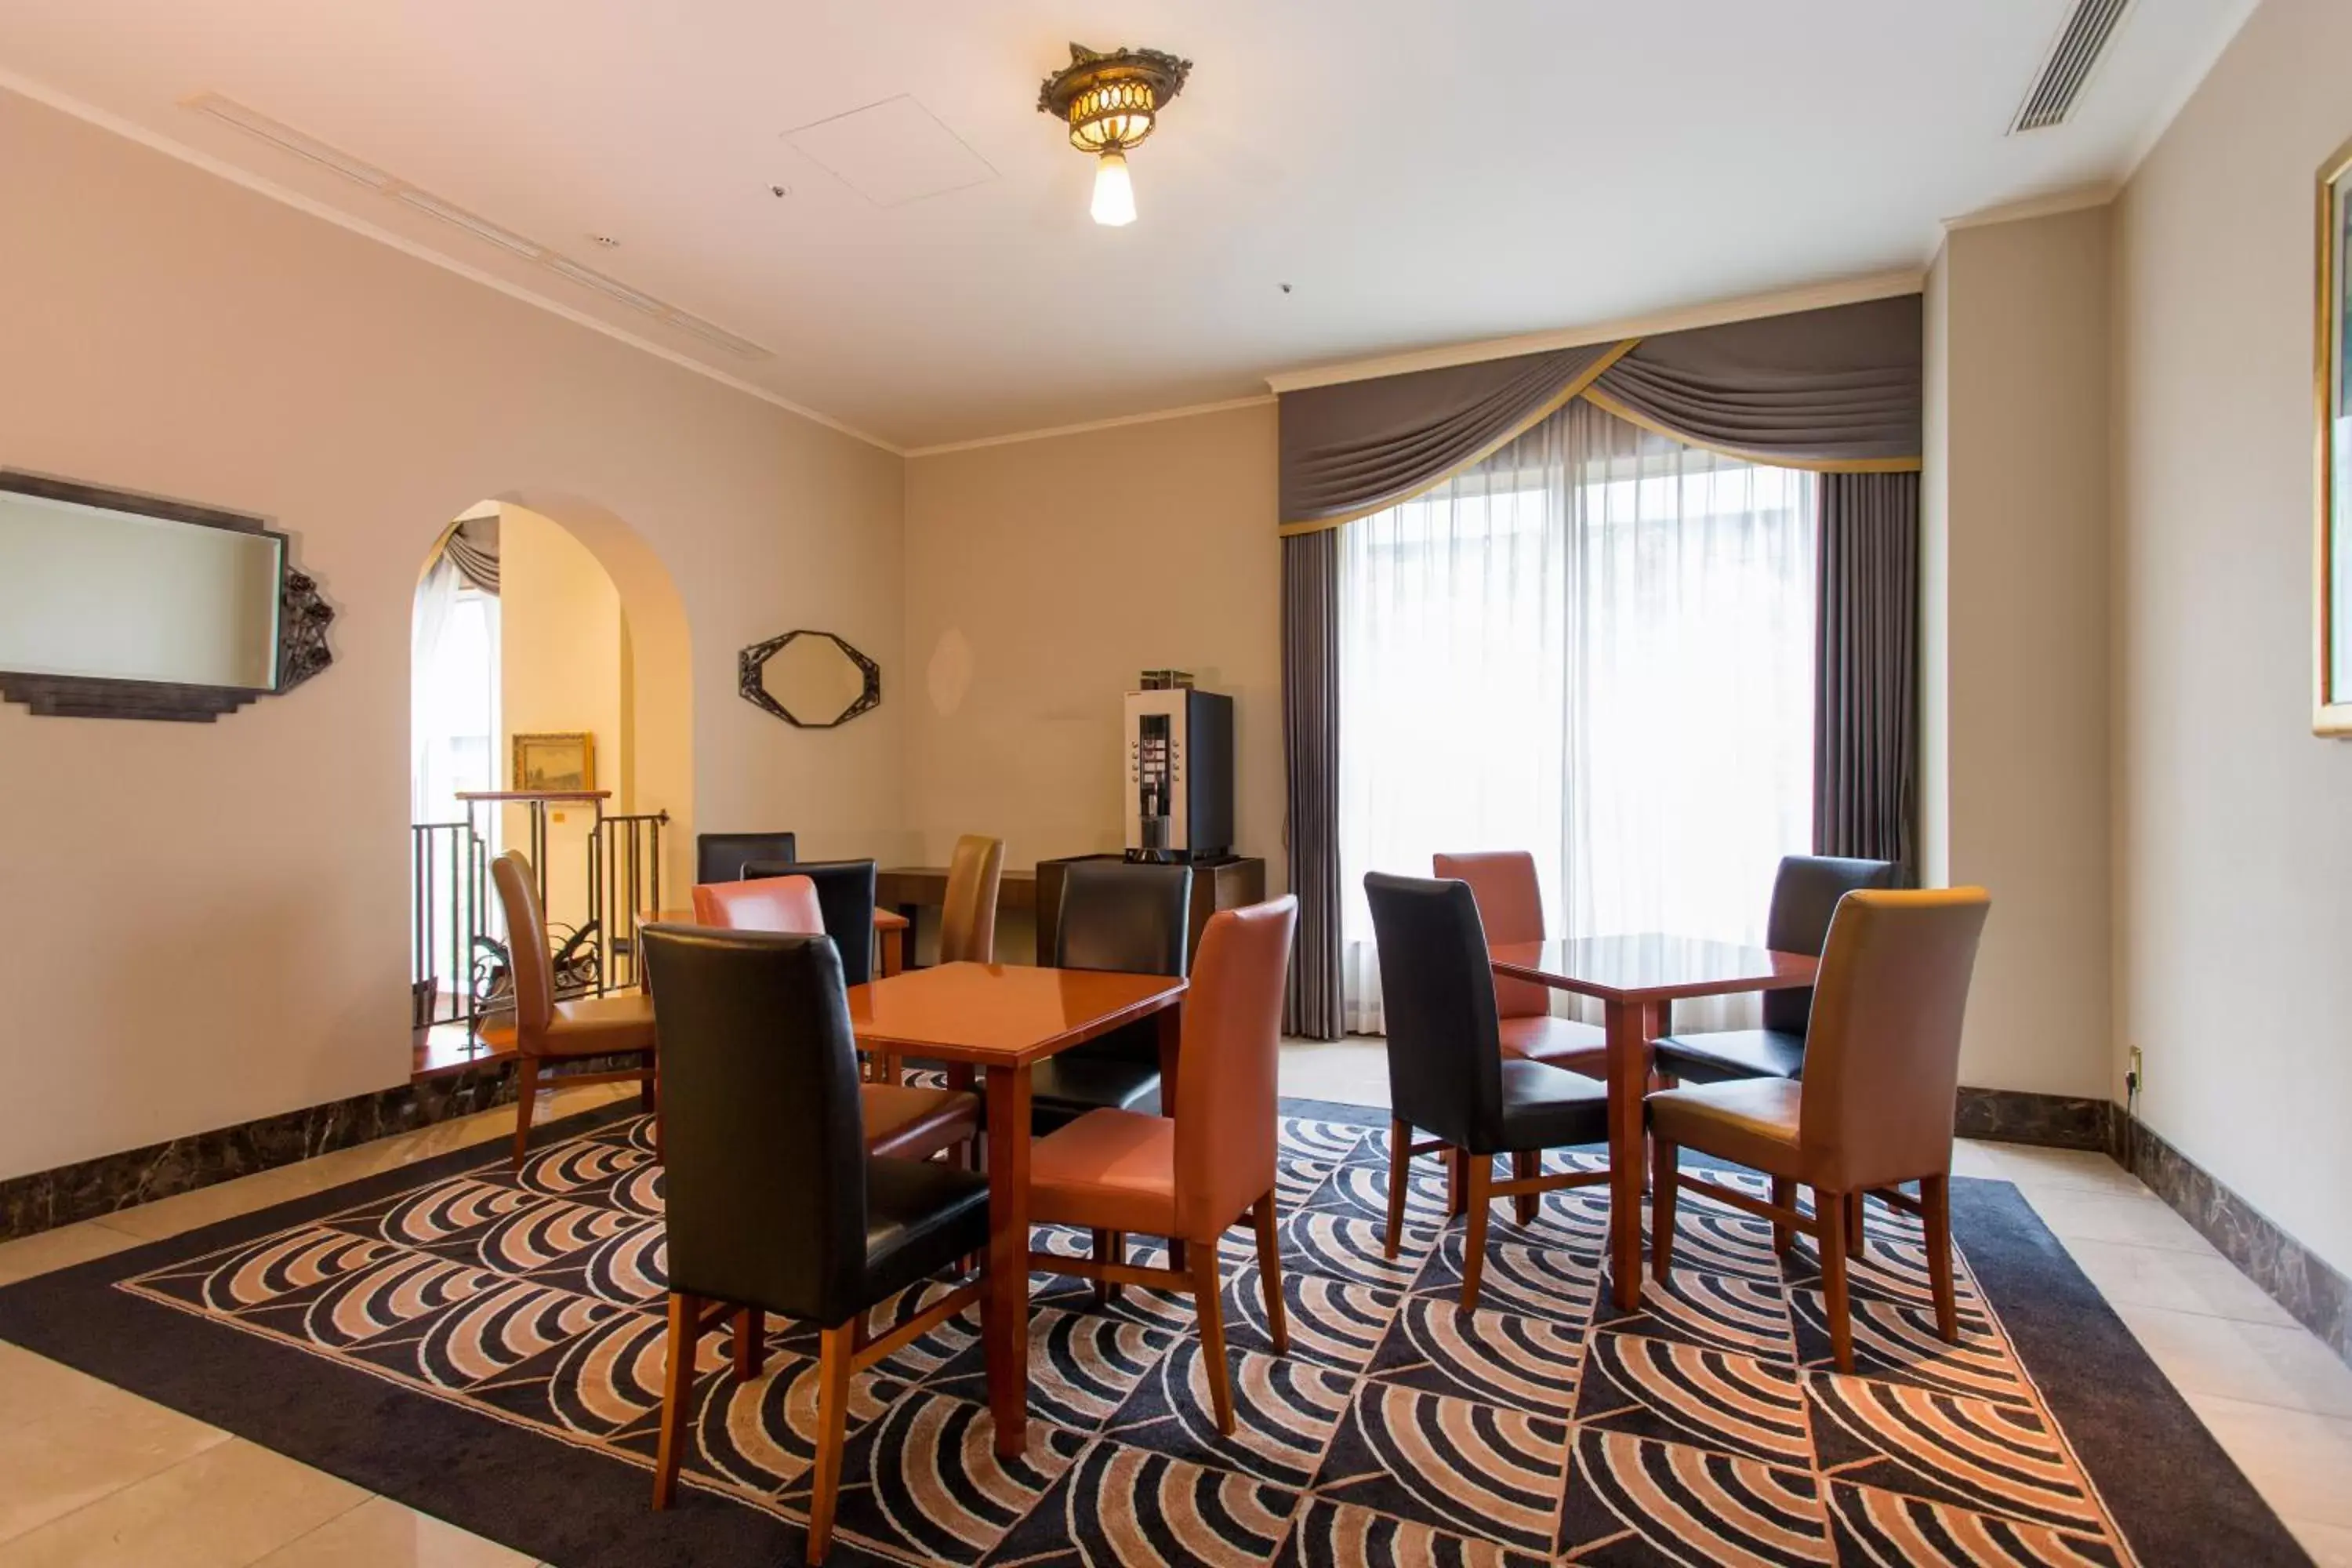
xmin=1029 ymin=861 xmax=1192 ymax=1134
xmin=640 ymin=924 xmax=988 ymax=1564
xmin=695 ymin=831 xmax=796 ymax=886
xmin=1364 ymin=871 xmax=1612 ymax=1308
xmin=1651 ymin=855 xmax=1898 ymax=1086
xmin=746 ymin=858 xmax=877 ymax=986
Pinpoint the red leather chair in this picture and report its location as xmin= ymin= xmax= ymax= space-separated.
xmin=1432 ymin=851 xmax=1606 ymax=1076
xmin=1025 ymin=897 xmax=1298 ymax=1434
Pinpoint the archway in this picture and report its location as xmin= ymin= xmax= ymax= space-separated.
xmin=408 ymin=494 xmax=693 ymax=1059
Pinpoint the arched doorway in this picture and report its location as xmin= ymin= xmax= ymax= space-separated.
xmin=408 ymin=495 xmax=693 ymax=1059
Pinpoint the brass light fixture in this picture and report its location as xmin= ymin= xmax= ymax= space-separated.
xmin=1036 ymin=42 xmax=1190 ymax=227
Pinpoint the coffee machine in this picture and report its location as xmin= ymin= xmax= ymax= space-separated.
xmin=1123 ymin=673 xmax=1234 ymax=863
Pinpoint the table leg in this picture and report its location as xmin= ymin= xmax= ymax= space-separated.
xmin=1606 ymin=996 xmax=1648 ymax=1310
xmin=1155 ymin=1000 xmax=1182 ymax=1117
xmin=880 ymin=926 xmax=905 ymax=979
xmin=982 ymin=1064 xmax=1033 ymax=1456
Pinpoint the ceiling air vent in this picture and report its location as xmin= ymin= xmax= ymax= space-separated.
xmin=2010 ymin=0 xmax=2135 ymax=132
xmin=178 ymin=93 xmax=774 ymax=363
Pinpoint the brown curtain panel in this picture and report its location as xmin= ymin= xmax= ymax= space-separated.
xmin=1814 ymin=470 xmax=1920 ymax=874
xmin=1590 ymin=294 xmax=1923 ymax=468
xmin=1281 ymin=528 xmax=1342 ymax=1038
xmin=1278 ymin=340 xmax=1622 ymax=526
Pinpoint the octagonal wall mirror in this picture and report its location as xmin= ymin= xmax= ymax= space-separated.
xmin=739 ymin=629 xmax=880 ymax=728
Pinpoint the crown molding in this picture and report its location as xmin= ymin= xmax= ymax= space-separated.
xmin=1261 ymin=268 xmax=1926 ymax=395
xmin=0 ymin=68 xmax=904 ymax=456
xmin=1940 ymin=184 xmax=2118 ymax=234
xmin=903 ymin=394 xmax=1275 ymax=458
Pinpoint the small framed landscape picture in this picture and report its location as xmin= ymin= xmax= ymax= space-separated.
xmin=512 ymin=731 xmax=595 ymax=793
xmin=2316 ymin=134 xmax=2352 ymax=735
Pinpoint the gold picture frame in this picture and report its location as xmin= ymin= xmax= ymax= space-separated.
xmin=511 ymin=731 xmax=595 ymax=793
xmin=2314 ymin=133 xmax=2352 ymax=735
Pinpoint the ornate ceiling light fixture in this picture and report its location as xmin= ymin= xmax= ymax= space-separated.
xmin=1036 ymin=42 xmax=1191 ymax=227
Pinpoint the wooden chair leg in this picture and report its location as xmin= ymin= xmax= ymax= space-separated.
xmin=510 ymin=1057 xmax=541 ymax=1169
xmin=1650 ymin=1138 xmax=1678 ymax=1281
xmin=1384 ymin=1119 xmax=1412 ymax=1259
xmin=1846 ymin=1190 xmax=1867 ymax=1254
xmin=1922 ymin=1172 xmax=1959 ymax=1343
xmin=1447 ymin=1145 xmax=1467 ymax=1217
xmin=804 ymin=1321 xmax=855 ymax=1564
xmin=1460 ymin=1156 xmax=1493 ymax=1311
xmin=1819 ymin=1187 xmax=1853 ymax=1374
xmin=1092 ymin=1230 xmax=1123 ymax=1308
xmin=732 ymin=1308 xmax=764 ymax=1379
xmin=1512 ymin=1151 xmax=1539 ymax=1225
xmin=1769 ymin=1177 xmax=1796 ymax=1256
xmin=1251 ymin=1192 xmax=1288 ymax=1354
xmin=1189 ymin=1235 xmax=1235 ymax=1434
xmin=639 ymin=1055 xmax=658 ymax=1110
xmin=652 ymin=1290 xmax=700 ymax=1509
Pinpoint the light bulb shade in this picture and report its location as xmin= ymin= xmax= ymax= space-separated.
xmin=1091 ymin=151 xmax=1136 ymax=227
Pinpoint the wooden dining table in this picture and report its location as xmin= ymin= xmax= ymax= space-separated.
xmin=1487 ymin=936 xmax=1817 ymax=1310
xmin=847 ymin=961 xmax=1187 ymax=1455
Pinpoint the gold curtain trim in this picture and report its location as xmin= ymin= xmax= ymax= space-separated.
xmin=1577 ymin=389 xmax=1923 ymax=474
xmin=1276 ymin=339 xmax=1641 ymax=537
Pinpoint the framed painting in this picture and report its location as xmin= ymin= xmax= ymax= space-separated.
xmin=2316 ymin=134 xmax=2352 ymax=735
xmin=511 ymin=731 xmax=595 ymax=793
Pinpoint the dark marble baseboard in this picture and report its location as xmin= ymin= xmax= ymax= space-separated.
xmin=2114 ymin=1112 xmax=2352 ymax=1367
xmin=0 ymin=1054 xmax=637 ymax=1243
xmin=1954 ymin=1085 xmax=2116 ymax=1150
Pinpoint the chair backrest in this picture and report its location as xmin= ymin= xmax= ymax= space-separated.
xmin=692 ymin=875 xmax=824 ymax=935
xmin=939 ymin=835 xmax=1005 ymax=964
xmin=748 ymin=858 xmax=877 ymax=985
xmin=490 ymin=851 xmax=555 ymax=1042
xmin=1054 ymin=861 xmax=1193 ymax=978
xmin=1432 ymin=851 xmax=1549 ymax=1020
xmin=1363 ymin=872 xmax=1504 ymax=1150
xmin=1798 ymin=888 xmax=1991 ymax=1190
xmin=1173 ymin=898 xmax=1298 ymax=1237
xmin=641 ymin=925 xmax=870 ymax=1323
xmin=1762 ymin=854 xmax=1900 ymax=1035
xmin=695 ymin=831 xmax=797 ymax=886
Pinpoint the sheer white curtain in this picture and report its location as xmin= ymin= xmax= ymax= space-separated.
xmin=1338 ymin=399 xmax=1816 ymax=1033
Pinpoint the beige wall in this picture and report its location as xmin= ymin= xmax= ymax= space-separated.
xmin=0 ymin=85 xmax=904 ymax=1181
xmin=902 ymin=407 xmax=1285 ymax=938
xmin=1922 ymin=206 xmax=2114 ymax=1099
xmin=2112 ymin=0 xmax=2352 ymax=1276
xmin=498 ymin=503 xmax=626 ymax=925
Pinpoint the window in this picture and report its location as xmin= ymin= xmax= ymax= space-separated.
xmin=1338 ymin=399 xmax=1816 ymax=1032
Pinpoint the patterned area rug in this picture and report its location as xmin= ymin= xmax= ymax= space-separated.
xmin=0 ymin=1098 xmax=2309 ymax=1567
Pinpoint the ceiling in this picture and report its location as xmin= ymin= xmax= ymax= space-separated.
xmin=0 ymin=0 xmax=2252 ymax=450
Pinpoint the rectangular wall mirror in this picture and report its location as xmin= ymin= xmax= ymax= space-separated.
xmin=0 ymin=482 xmax=285 ymax=691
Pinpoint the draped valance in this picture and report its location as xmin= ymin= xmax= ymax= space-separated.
xmin=1278 ymin=292 xmax=1922 ymax=533
xmin=438 ymin=514 xmax=500 ymax=595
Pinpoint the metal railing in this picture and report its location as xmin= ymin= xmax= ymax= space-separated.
xmin=409 ymin=803 xmax=669 ymax=1036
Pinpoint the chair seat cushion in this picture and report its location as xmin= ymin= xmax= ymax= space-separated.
xmin=540 ymin=993 xmax=659 ymax=1056
xmin=1651 ymin=1029 xmax=1806 ymax=1085
xmin=862 ymin=1084 xmax=979 ymax=1163
xmin=1498 ymin=1014 xmax=1607 ymax=1077
xmin=1486 ymin=1058 xmax=1611 ymax=1156
xmin=1029 ymin=1052 xmax=1162 ymax=1133
xmin=1649 ymin=1077 xmax=1805 ymax=1179
xmin=1026 ymin=1109 xmax=1178 ymax=1236
xmin=862 ymin=1156 xmax=990 ymax=1305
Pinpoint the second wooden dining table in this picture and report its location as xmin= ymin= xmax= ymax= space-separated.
xmin=845 ymin=960 xmax=1187 ymax=1455
xmin=1488 ymin=935 xmax=1817 ymax=1311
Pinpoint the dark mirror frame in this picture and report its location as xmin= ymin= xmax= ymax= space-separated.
xmin=0 ymin=470 xmax=334 ymax=722
xmin=737 ymin=628 xmax=880 ymax=729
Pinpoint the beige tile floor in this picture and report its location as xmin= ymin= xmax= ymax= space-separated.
xmin=0 ymin=1055 xmax=2343 ymax=1565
